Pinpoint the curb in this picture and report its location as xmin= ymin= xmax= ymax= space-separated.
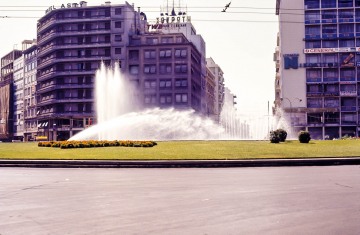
xmin=1 ymin=158 xmax=360 ymax=168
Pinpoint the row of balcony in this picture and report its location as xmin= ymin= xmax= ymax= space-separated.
xmin=38 ymin=56 xmax=111 ymax=70
xmin=300 ymin=62 xmax=360 ymax=68
xmin=305 ymin=33 xmax=359 ymax=39
xmin=306 ymin=77 xmax=360 ymax=82
xmin=38 ymin=16 xmax=113 ymax=32
xmin=305 ymin=18 xmax=360 ymax=25
xmin=38 ymin=29 xmax=113 ymax=45
xmin=307 ymin=90 xmax=358 ymax=96
xmin=38 ymin=42 xmax=111 ymax=57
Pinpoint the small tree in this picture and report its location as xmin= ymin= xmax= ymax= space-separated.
xmin=298 ymin=131 xmax=311 ymax=143
xmin=270 ymin=131 xmax=280 ymax=143
xmin=276 ymin=129 xmax=287 ymax=142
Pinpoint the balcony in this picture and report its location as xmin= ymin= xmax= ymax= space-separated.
xmin=341 ymin=106 xmax=356 ymax=111
xmin=338 ymin=18 xmax=354 ymax=23
xmin=322 ymin=19 xmax=337 ymax=24
xmin=340 ymin=90 xmax=357 ymax=96
xmin=323 ymin=77 xmax=339 ymax=83
xmin=339 ymin=33 xmax=355 ymax=38
xmin=305 ymin=34 xmax=321 ymax=39
xmin=306 ymin=77 xmax=322 ymax=83
xmin=324 ymin=91 xmax=339 ymax=96
xmin=322 ymin=33 xmax=338 ymax=39
xmin=305 ymin=19 xmax=321 ymax=25
xmin=307 ymin=92 xmax=323 ymax=97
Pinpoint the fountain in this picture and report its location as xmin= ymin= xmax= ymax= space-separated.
xmin=69 ymin=63 xmax=280 ymax=141
xmin=69 ymin=63 xmax=227 ymax=141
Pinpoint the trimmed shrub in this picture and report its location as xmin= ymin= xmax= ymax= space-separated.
xmin=38 ymin=140 xmax=157 ymax=149
xmin=270 ymin=131 xmax=280 ymax=143
xmin=276 ymin=129 xmax=287 ymax=142
xmin=298 ymin=131 xmax=311 ymax=143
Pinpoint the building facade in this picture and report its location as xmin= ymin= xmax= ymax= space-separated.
xmin=13 ymin=55 xmax=24 ymax=140
xmin=206 ymin=57 xmax=225 ymax=122
xmin=275 ymin=0 xmax=360 ymax=139
xmin=0 ymin=50 xmax=22 ymax=141
xmin=126 ymin=32 xmax=203 ymax=111
xmin=36 ymin=1 xmax=142 ymax=140
xmin=23 ymin=43 xmax=38 ymax=141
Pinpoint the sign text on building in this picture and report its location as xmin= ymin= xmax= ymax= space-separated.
xmin=45 ymin=1 xmax=87 ymax=14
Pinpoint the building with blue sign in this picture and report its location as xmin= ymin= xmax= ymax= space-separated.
xmin=275 ymin=0 xmax=360 ymax=139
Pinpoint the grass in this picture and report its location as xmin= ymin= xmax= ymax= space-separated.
xmin=0 ymin=139 xmax=360 ymax=160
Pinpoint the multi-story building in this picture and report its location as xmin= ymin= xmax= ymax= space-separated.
xmin=275 ymin=0 xmax=360 ymax=139
xmin=126 ymin=32 xmax=203 ymax=111
xmin=0 ymin=50 xmax=22 ymax=141
xmin=36 ymin=1 xmax=143 ymax=140
xmin=23 ymin=42 xmax=38 ymax=141
xmin=13 ymin=55 xmax=24 ymax=140
xmin=206 ymin=57 xmax=225 ymax=122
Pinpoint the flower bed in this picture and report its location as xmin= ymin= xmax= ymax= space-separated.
xmin=38 ymin=140 xmax=157 ymax=149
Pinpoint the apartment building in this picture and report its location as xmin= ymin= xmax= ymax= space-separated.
xmin=276 ymin=0 xmax=360 ymax=139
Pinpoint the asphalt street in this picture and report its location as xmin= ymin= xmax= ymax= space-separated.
xmin=1 ymin=166 xmax=360 ymax=234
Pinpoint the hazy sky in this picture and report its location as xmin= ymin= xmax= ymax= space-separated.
xmin=0 ymin=0 xmax=278 ymax=116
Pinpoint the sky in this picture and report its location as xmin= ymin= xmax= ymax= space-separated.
xmin=0 ymin=0 xmax=279 ymax=116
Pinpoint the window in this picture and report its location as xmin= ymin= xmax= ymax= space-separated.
xmin=175 ymin=64 xmax=188 ymax=73
xmin=115 ymin=48 xmax=121 ymax=54
xmin=322 ymin=10 xmax=337 ymax=20
xmin=144 ymin=80 xmax=156 ymax=89
xmin=305 ymin=0 xmax=319 ymax=9
xmin=322 ymin=40 xmax=338 ymax=48
xmin=175 ymin=79 xmax=188 ymax=87
xmin=324 ymin=98 xmax=339 ymax=107
xmin=159 ymin=49 xmax=172 ymax=58
xmin=175 ymin=49 xmax=187 ymax=58
xmin=323 ymin=68 xmax=338 ymax=79
xmin=339 ymin=39 xmax=354 ymax=47
xmin=321 ymin=0 xmax=336 ymax=8
xmin=338 ymin=0 xmax=353 ymax=8
xmin=114 ymin=21 xmax=122 ymax=28
xmin=324 ymin=84 xmax=339 ymax=93
xmin=307 ymin=98 xmax=323 ymax=108
xmin=129 ymin=65 xmax=139 ymax=75
xmin=339 ymin=10 xmax=353 ymax=20
xmin=322 ymin=24 xmax=336 ymax=34
xmin=356 ymin=0 xmax=360 ymax=7
xmin=305 ymin=11 xmax=320 ymax=21
xmin=306 ymin=69 xmax=321 ymax=78
xmin=115 ymin=34 xmax=122 ymax=42
xmin=115 ymin=8 xmax=122 ymax=15
xmin=306 ymin=54 xmax=321 ymax=63
xmin=339 ymin=24 xmax=354 ymax=34
xmin=340 ymin=68 xmax=355 ymax=79
xmin=175 ymin=94 xmax=188 ymax=103
xmin=161 ymin=37 xmax=173 ymax=43
xmin=159 ymin=79 xmax=172 ymax=89
xmin=305 ymin=41 xmax=321 ymax=49
xmin=176 ymin=37 xmax=183 ymax=43
xmin=129 ymin=50 xmax=139 ymax=60
xmin=144 ymin=64 xmax=156 ymax=74
xmin=144 ymin=94 xmax=156 ymax=104
xmin=144 ymin=50 xmax=156 ymax=59
xmin=160 ymin=94 xmax=172 ymax=104
xmin=323 ymin=53 xmax=338 ymax=64
xmin=159 ymin=64 xmax=172 ymax=74
xmin=146 ymin=37 xmax=158 ymax=44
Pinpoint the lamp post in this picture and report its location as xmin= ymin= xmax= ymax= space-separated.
xmin=280 ymin=97 xmax=302 ymax=126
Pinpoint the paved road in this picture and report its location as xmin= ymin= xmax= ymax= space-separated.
xmin=1 ymin=166 xmax=360 ymax=235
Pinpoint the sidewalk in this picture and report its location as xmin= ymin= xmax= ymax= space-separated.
xmin=1 ymin=157 xmax=360 ymax=168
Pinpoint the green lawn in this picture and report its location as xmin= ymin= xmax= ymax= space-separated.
xmin=0 ymin=140 xmax=360 ymax=160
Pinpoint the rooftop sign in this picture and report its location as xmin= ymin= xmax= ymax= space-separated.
xmin=45 ymin=1 xmax=87 ymax=14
